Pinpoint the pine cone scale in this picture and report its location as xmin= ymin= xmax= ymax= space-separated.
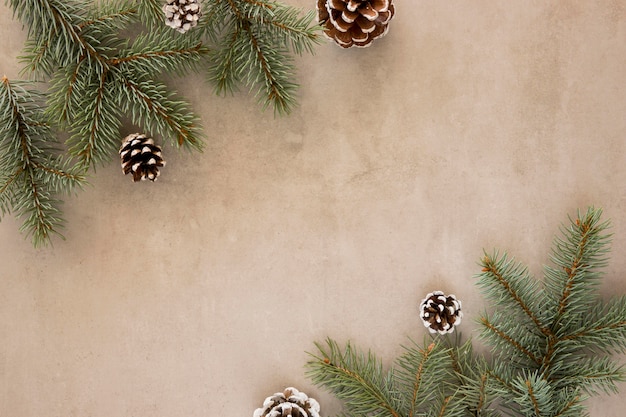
xmin=371 ymin=0 xmax=389 ymax=12
xmin=346 ymin=0 xmax=360 ymax=12
xmin=356 ymin=16 xmax=376 ymax=33
xmin=341 ymin=9 xmax=359 ymax=23
xmin=328 ymin=0 xmax=346 ymax=10
xmin=330 ymin=12 xmax=352 ymax=32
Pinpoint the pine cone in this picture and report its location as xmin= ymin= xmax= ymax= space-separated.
xmin=419 ymin=291 xmax=463 ymax=334
xmin=119 ymin=133 xmax=166 ymax=182
xmin=316 ymin=0 xmax=395 ymax=48
xmin=163 ymin=0 xmax=201 ymax=33
xmin=253 ymin=387 xmax=321 ymax=417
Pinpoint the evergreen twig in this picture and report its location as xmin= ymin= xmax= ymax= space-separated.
xmin=0 ymin=77 xmax=85 ymax=247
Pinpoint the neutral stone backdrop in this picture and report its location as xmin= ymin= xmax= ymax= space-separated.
xmin=1 ymin=1 xmax=625 ymax=416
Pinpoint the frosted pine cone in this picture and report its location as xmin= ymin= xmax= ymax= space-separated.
xmin=119 ymin=133 xmax=166 ymax=182
xmin=163 ymin=0 xmax=201 ymax=33
xmin=316 ymin=0 xmax=395 ymax=48
xmin=253 ymin=387 xmax=321 ymax=417
xmin=419 ymin=291 xmax=463 ymax=334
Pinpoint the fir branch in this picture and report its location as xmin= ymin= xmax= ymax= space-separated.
xmin=305 ymin=338 xmax=402 ymax=417
xmin=79 ymin=0 xmax=137 ymax=30
xmin=0 ymin=77 xmax=84 ymax=247
xmin=19 ymin=38 xmax=55 ymax=79
xmin=545 ymin=208 xmax=611 ymax=327
xmin=449 ymin=338 xmax=502 ymax=416
xmin=112 ymin=28 xmax=209 ymax=77
xmin=36 ymin=4 xmax=206 ymax=167
xmin=241 ymin=22 xmax=297 ymax=114
xmin=245 ymin=5 xmax=320 ymax=55
xmin=561 ymin=295 xmax=626 ymax=354
xmin=479 ymin=252 xmax=552 ymax=337
xmin=8 ymin=0 xmax=85 ymax=43
xmin=207 ymin=21 xmax=246 ymax=95
xmin=65 ymin=69 xmax=122 ymax=166
xmin=479 ymin=313 xmax=542 ymax=367
xmin=552 ymin=356 xmax=624 ymax=395
xmin=395 ymin=340 xmax=456 ymax=417
xmin=117 ymin=76 xmax=204 ymax=150
xmin=136 ymin=0 xmax=168 ymax=27
xmin=201 ymin=0 xmax=320 ymax=114
xmin=45 ymin=52 xmax=89 ymax=124
xmin=406 ymin=342 xmax=436 ymax=417
xmin=200 ymin=0 xmax=234 ymax=42
xmin=552 ymin=394 xmax=584 ymax=417
xmin=514 ymin=374 xmax=550 ymax=416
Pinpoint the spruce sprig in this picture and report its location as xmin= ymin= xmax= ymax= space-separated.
xmin=306 ymin=337 xmax=473 ymax=417
xmin=476 ymin=207 xmax=626 ymax=415
xmin=0 ymin=77 xmax=85 ymax=247
xmin=203 ymin=0 xmax=321 ymax=114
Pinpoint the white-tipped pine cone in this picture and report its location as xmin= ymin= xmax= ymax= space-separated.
xmin=419 ymin=291 xmax=463 ymax=335
xmin=253 ymin=387 xmax=321 ymax=417
xmin=316 ymin=0 xmax=395 ymax=48
xmin=163 ymin=0 xmax=201 ymax=33
xmin=120 ymin=133 xmax=166 ymax=182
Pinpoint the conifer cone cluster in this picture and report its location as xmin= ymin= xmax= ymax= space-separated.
xmin=119 ymin=133 xmax=166 ymax=182
xmin=419 ymin=291 xmax=463 ymax=334
xmin=163 ymin=0 xmax=201 ymax=33
xmin=316 ymin=0 xmax=395 ymax=48
xmin=253 ymin=387 xmax=321 ymax=417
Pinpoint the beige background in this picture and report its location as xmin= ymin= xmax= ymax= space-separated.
xmin=1 ymin=1 xmax=626 ymax=416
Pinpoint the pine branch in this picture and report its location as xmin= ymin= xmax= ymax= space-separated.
xmin=240 ymin=22 xmax=297 ymax=114
xmin=475 ymin=207 xmax=624 ymax=416
xmin=305 ymin=338 xmax=403 ymax=417
xmin=479 ymin=312 xmax=542 ymax=367
xmin=554 ymin=356 xmax=624 ymax=396
xmin=8 ymin=0 xmax=85 ymax=44
xmin=479 ymin=251 xmax=552 ymax=337
xmin=79 ymin=0 xmax=137 ymax=30
xmin=65 ymin=69 xmax=122 ymax=167
xmin=306 ymin=337 xmax=481 ymax=417
xmin=544 ymin=208 xmax=612 ymax=328
xmin=112 ymin=28 xmax=209 ymax=77
xmin=136 ymin=0 xmax=167 ymax=28
xmin=511 ymin=373 xmax=553 ymax=416
xmin=207 ymin=21 xmax=246 ymax=95
xmin=0 ymin=77 xmax=84 ymax=247
xmin=561 ymin=295 xmax=626 ymax=354
xmin=117 ymin=76 xmax=204 ymax=151
xmin=395 ymin=339 xmax=457 ymax=417
xmin=19 ymin=38 xmax=55 ymax=79
xmin=202 ymin=0 xmax=321 ymax=114
xmin=245 ymin=5 xmax=320 ymax=55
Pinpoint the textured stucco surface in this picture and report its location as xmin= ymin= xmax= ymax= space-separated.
xmin=1 ymin=1 xmax=626 ymax=416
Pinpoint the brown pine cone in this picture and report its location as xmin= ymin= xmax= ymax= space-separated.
xmin=419 ymin=291 xmax=463 ymax=334
xmin=119 ymin=133 xmax=166 ymax=182
xmin=316 ymin=0 xmax=395 ymax=48
xmin=253 ymin=387 xmax=321 ymax=417
xmin=163 ymin=0 xmax=201 ymax=33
